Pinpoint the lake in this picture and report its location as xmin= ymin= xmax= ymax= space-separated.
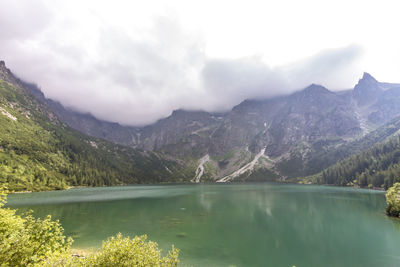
xmin=6 ymin=183 xmax=400 ymax=267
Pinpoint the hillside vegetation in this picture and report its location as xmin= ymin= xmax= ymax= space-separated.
xmin=0 ymin=80 xmax=188 ymax=192
xmin=283 ymin=115 xmax=400 ymax=178
xmin=303 ymin=134 xmax=400 ymax=189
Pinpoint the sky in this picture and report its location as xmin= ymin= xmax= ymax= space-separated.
xmin=0 ymin=0 xmax=399 ymax=126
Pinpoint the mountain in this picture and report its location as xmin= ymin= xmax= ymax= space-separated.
xmin=302 ymin=121 xmax=400 ymax=189
xmin=292 ymin=114 xmax=400 ymax=178
xmin=6 ymin=59 xmax=400 ymax=184
xmin=353 ymin=72 xmax=400 ymax=106
xmin=353 ymin=72 xmax=383 ymax=106
xmin=24 ymin=82 xmax=141 ymax=146
xmin=0 ymin=61 xmax=189 ymax=192
xmin=353 ymin=72 xmax=400 ymax=125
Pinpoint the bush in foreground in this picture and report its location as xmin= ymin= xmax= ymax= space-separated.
xmin=0 ymin=188 xmax=72 ymax=266
xmin=44 ymin=234 xmax=179 ymax=267
xmin=89 ymin=234 xmax=178 ymax=267
xmin=386 ymin=182 xmax=400 ymax=217
xmin=0 ymin=188 xmax=179 ymax=267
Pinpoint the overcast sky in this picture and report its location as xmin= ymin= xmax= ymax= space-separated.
xmin=0 ymin=0 xmax=399 ymax=125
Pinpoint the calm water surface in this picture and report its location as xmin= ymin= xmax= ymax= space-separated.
xmin=6 ymin=183 xmax=400 ymax=267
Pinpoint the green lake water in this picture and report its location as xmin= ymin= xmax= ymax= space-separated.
xmin=6 ymin=183 xmax=400 ymax=267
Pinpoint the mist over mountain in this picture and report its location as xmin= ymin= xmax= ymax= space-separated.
xmin=3 ymin=42 xmax=363 ymax=126
xmin=0 ymin=1 xmax=373 ymax=126
xmin=6 ymin=1 xmax=400 ymax=127
xmin=5 ymin=58 xmax=399 ymax=183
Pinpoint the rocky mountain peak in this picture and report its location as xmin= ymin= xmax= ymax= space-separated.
xmin=303 ymin=84 xmax=330 ymax=93
xmin=361 ymin=72 xmax=377 ymax=82
xmin=353 ymin=72 xmax=382 ymax=106
xmin=355 ymin=72 xmax=379 ymax=88
xmin=0 ymin=60 xmax=16 ymax=84
xmin=0 ymin=60 xmax=8 ymax=74
xmin=293 ymin=84 xmax=332 ymax=100
xmin=171 ymin=109 xmax=186 ymax=116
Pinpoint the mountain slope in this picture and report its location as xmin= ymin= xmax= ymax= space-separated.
xmin=25 ymin=81 xmax=141 ymax=147
xmin=0 ymin=62 xmax=189 ymax=192
xmin=9 ymin=59 xmax=400 ymax=182
xmin=302 ymin=132 xmax=400 ymax=189
xmin=298 ymin=114 xmax=400 ymax=175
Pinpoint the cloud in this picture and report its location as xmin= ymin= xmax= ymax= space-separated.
xmin=200 ymin=44 xmax=363 ymax=111
xmin=0 ymin=0 xmax=364 ymax=126
xmin=201 ymin=57 xmax=285 ymax=110
xmin=281 ymin=44 xmax=364 ymax=89
xmin=0 ymin=0 xmax=52 ymax=40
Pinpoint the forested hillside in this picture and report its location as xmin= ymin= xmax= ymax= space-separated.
xmin=0 ymin=80 xmax=189 ymax=192
xmin=285 ymin=115 xmax=400 ymax=178
xmin=303 ymin=134 xmax=400 ymax=189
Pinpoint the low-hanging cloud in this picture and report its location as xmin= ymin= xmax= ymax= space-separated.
xmin=0 ymin=0 xmax=364 ymax=126
xmin=201 ymin=44 xmax=363 ymax=111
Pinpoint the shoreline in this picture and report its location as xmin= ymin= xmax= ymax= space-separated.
xmin=8 ymin=180 xmax=388 ymax=195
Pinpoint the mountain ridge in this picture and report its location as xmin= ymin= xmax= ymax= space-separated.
xmin=3 ymin=59 xmax=400 ymax=184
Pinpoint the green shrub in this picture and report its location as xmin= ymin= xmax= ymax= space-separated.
xmin=41 ymin=233 xmax=180 ymax=267
xmin=0 ymin=188 xmax=72 ymax=266
xmin=386 ymin=182 xmax=400 ymax=217
xmin=85 ymin=233 xmax=179 ymax=267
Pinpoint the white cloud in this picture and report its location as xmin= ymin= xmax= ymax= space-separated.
xmin=0 ymin=0 xmax=397 ymax=125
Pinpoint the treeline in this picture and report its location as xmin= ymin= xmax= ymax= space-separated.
xmin=0 ymin=80 xmax=188 ymax=192
xmin=311 ymin=135 xmax=400 ymax=189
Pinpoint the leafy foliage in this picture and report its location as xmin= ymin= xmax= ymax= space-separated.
xmin=0 ymin=187 xmax=72 ymax=266
xmin=85 ymin=233 xmax=179 ymax=267
xmin=42 ymin=234 xmax=179 ymax=267
xmin=0 ymin=80 xmax=188 ymax=192
xmin=386 ymin=183 xmax=400 ymax=217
